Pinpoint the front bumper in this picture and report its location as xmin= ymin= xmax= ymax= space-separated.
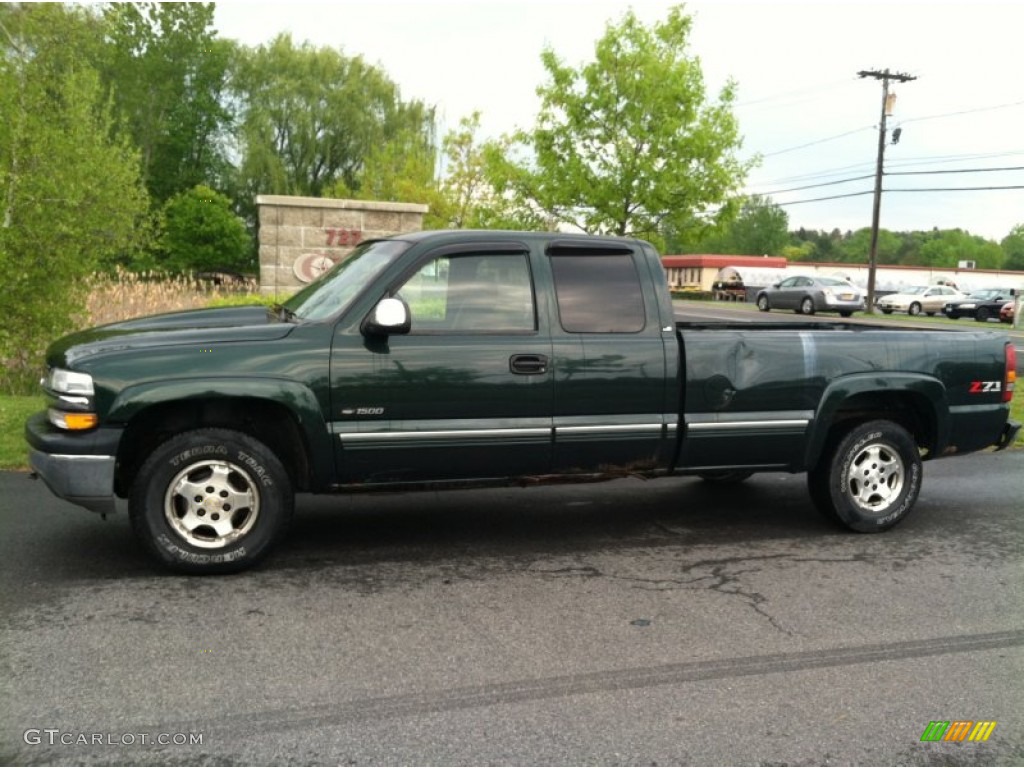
xmin=24 ymin=412 xmax=123 ymax=515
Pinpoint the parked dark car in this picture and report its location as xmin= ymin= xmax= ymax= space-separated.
xmin=756 ymin=275 xmax=865 ymax=317
xmin=943 ymin=289 xmax=1016 ymax=322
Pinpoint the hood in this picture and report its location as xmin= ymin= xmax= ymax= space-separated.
xmin=49 ymin=305 xmax=296 ymax=368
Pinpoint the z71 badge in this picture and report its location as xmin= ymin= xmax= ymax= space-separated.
xmin=968 ymin=381 xmax=1002 ymax=394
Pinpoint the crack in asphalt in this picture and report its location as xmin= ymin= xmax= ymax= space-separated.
xmin=530 ymin=552 xmax=880 ymax=637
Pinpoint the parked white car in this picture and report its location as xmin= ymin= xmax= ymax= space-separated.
xmin=875 ymin=285 xmax=965 ymax=316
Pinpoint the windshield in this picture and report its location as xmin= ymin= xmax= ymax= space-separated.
xmin=281 ymin=240 xmax=410 ymax=322
xmin=901 ymin=286 xmax=928 ymax=295
xmin=966 ymin=289 xmax=1003 ymax=300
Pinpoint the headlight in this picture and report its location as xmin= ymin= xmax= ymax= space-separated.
xmin=42 ymin=368 xmax=97 ymax=430
xmin=45 ymin=368 xmax=95 ymax=396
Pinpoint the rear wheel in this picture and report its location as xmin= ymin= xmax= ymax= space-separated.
xmin=808 ymin=420 xmax=922 ymax=532
xmin=129 ymin=428 xmax=293 ymax=574
xmin=756 ymin=295 xmax=770 ymax=312
xmin=799 ymin=297 xmax=815 ymax=315
xmin=975 ymin=307 xmax=990 ymax=322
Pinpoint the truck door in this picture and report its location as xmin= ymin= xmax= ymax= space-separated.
xmin=332 ymin=242 xmax=554 ymax=484
xmin=543 ymin=241 xmax=673 ymax=473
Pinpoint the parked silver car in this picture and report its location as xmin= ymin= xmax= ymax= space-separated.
xmin=876 ymin=285 xmax=964 ymax=316
xmin=756 ymin=276 xmax=865 ymax=317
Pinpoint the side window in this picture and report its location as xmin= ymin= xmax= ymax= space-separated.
xmin=779 ymin=277 xmax=797 ymax=288
xmin=550 ymin=253 xmax=645 ymax=333
xmin=397 ymin=252 xmax=536 ymax=333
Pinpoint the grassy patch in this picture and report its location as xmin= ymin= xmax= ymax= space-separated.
xmin=0 ymin=395 xmax=44 ymax=470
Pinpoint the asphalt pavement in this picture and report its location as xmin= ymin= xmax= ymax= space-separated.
xmin=1 ymin=449 xmax=1022 ymax=766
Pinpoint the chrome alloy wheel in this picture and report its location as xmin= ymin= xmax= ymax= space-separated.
xmin=845 ymin=441 xmax=905 ymax=514
xmin=163 ymin=460 xmax=260 ymax=549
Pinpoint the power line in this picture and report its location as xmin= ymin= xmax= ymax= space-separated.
xmin=886 ymin=165 xmax=1024 ymax=177
xmin=899 ymin=98 xmax=1024 ymax=125
xmin=775 ymin=191 xmax=875 ymax=206
xmin=886 ymin=185 xmax=1024 ymax=192
xmin=758 ymin=126 xmax=875 ymax=158
xmin=735 ymin=78 xmax=857 ymax=108
xmin=771 ymin=182 xmax=1024 ymax=207
xmin=753 ymin=165 xmax=1023 ymax=198
xmin=756 ymin=174 xmax=875 ymax=195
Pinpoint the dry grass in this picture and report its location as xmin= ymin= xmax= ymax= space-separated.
xmin=79 ymin=269 xmax=262 ymax=327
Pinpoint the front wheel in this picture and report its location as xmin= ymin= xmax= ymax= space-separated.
xmin=129 ymin=429 xmax=294 ymax=574
xmin=756 ymin=295 xmax=770 ymax=312
xmin=975 ymin=307 xmax=990 ymax=322
xmin=908 ymin=302 xmax=922 ymax=316
xmin=807 ymin=420 xmax=922 ymax=532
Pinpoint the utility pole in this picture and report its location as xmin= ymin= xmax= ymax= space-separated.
xmin=858 ymin=68 xmax=916 ymax=313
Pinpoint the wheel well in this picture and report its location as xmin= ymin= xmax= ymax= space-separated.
xmin=114 ymin=398 xmax=311 ymax=497
xmin=822 ymin=391 xmax=938 ymax=459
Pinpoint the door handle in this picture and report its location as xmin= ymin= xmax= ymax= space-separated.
xmin=509 ymin=354 xmax=548 ymax=375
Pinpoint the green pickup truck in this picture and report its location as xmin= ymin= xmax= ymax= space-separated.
xmin=25 ymin=231 xmax=1020 ymax=573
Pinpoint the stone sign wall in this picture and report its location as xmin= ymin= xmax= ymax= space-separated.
xmin=256 ymin=195 xmax=428 ymax=296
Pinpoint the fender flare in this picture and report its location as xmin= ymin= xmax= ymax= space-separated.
xmin=803 ymin=373 xmax=949 ymax=470
xmin=107 ymin=377 xmax=335 ymax=489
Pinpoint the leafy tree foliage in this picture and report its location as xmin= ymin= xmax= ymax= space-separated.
xmin=493 ymin=6 xmax=750 ymax=243
xmin=674 ymin=195 xmax=788 ymax=255
xmin=999 ymin=225 xmax=1024 ymax=271
xmin=99 ymin=3 xmax=233 ymax=204
xmin=0 ymin=4 xmax=150 ymax=392
xmin=231 ymin=34 xmax=435 ymax=213
xmin=158 ymin=185 xmax=253 ymax=274
xmin=440 ymin=113 xmax=547 ymax=230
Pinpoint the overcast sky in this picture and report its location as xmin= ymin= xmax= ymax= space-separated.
xmin=214 ymin=0 xmax=1024 ymax=242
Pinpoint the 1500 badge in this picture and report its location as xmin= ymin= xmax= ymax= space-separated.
xmin=340 ymin=407 xmax=386 ymax=417
xmin=969 ymin=381 xmax=1002 ymax=394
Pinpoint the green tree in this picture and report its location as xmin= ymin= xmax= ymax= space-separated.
xmin=705 ymin=195 xmax=788 ymax=255
xmin=0 ymin=4 xmax=150 ymax=392
xmin=99 ymin=3 xmax=233 ymax=204
xmin=836 ymin=228 xmax=902 ymax=265
xmin=441 ymin=113 xmax=547 ymax=230
xmin=231 ymin=34 xmax=435 ymax=216
xmin=159 ymin=185 xmax=253 ymax=274
xmin=493 ymin=6 xmax=751 ymax=243
xmin=913 ymin=229 xmax=1002 ymax=269
xmin=1000 ymin=225 xmax=1024 ymax=271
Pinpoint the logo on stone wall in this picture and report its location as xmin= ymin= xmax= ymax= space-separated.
xmin=293 ymin=252 xmax=337 ymax=283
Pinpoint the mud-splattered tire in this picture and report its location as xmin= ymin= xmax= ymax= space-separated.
xmin=808 ymin=420 xmax=922 ymax=532
xmin=130 ymin=429 xmax=293 ymax=574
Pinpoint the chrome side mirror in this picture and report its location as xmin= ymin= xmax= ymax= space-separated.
xmin=362 ymin=297 xmax=411 ymax=337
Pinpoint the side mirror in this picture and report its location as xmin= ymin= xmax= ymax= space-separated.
xmin=362 ymin=297 xmax=411 ymax=337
